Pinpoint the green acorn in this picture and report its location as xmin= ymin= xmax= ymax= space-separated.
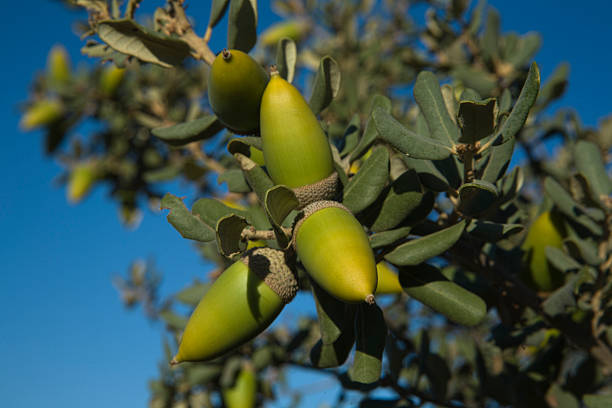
xmin=222 ymin=362 xmax=257 ymax=408
xmin=293 ymin=201 xmax=377 ymax=304
xmin=99 ymin=65 xmax=126 ymax=96
xmin=171 ymin=248 xmax=297 ymax=364
xmin=208 ymin=49 xmax=269 ymax=134
xmin=20 ymin=99 xmax=63 ymax=130
xmin=67 ymin=161 xmax=99 ymax=204
xmin=260 ymin=70 xmax=339 ymax=207
xmin=47 ymin=45 xmax=71 ymax=84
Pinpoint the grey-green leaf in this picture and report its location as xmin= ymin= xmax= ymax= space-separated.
xmin=574 ymin=140 xmax=612 ymax=198
xmin=264 ymin=185 xmax=299 ymax=248
xmin=467 ymin=220 xmax=523 ymax=242
xmin=309 ymin=56 xmax=341 ymax=115
xmin=545 ymin=247 xmax=581 ymax=274
xmin=97 ymin=19 xmax=191 ymax=68
xmin=414 ymin=71 xmax=460 ymax=146
xmin=209 ymin=0 xmax=230 ymax=28
xmin=373 ymin=108 xmax=453 ymax=160
xmin=369 ymin=226 xmax=412 ymax=249
xmin=159 ymin=309 xmax=189 ymax=331
xmin=343 ymin=146 xmax=389 ymax=213
xmin=311 ymin=279 xmax=357 ymax=345
xmin=458 ymin=180 xmax=498 ymax=216
xmin=482 ymin=138 xmax=516 ymax=183
xmin=228 ymin=0 xmax=257 ymax=53
xmin=584 ymin=394 xmax=612 ymax=408
xmin=161 ymin=193 xmax=216 ymax=242
xmin=174 ymin=282 xmax=209 ymax=306
xmin=234 ymin=153 xmax=274 ymax=202
xmin=227 ymin=136 xmax=263 ymax=156
xmin=340 ymin=114 xmax=361 ymax=157
xmin=191 ymin=198 xmax=248 ymax=228
xmin=152 ymin=116 xmax=224 ymax=146
xmin=215 ymin=214 xmax=248 ymax=259
xmin=458 ymin=98 xmax=497 ymax=143
xmin=348 ymin=304 xmax=387 ymax=384
xmin=498 ymin=62 xmax=540 ymax=144
xmin=276 ymin=37 xmax=297 ymax=83
xmin=385 ymin=220 xmax=466 ymax=266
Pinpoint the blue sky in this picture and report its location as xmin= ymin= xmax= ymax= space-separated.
xmin=1 ymin=1 xmax=611 ymax=407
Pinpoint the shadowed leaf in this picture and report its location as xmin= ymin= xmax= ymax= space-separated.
xmin=152 ymin=116 xmax=224 ymax=146
xmin=309 ymin=56 xmax=341 ymax=115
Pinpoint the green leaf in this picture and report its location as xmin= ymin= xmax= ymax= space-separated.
xmin=414 ymin=71 xmax=460 ymax=146
xmin=481 ymin=9 xmax=500 ymax=61
xmin=584 ymin=394 xmax=612 ymax=408
xmin=457 ymin=180 xmax=498 ymax=216
xmin=161 ymin=193 xmax=216 ymax=242
xmin=451 ymin=66 xmax=497 ymax=98
xmin=218 ymin=168 xmax=250 ymax=193
xmin=498 ymin=62 xmax=540 ymax=144
xmin=276 ymin=37 xmax=297 ymax=83
xmin=348 ymin=304 xmax=387 ymax=384
xmin=97 ymin=19 xmax=191 ymax=68
xmin=373 ymin=108 xmax=453 ymax=160
xmin=227 ymin=136 xmax=263 ymax=156
xmin=309 ymin=56 xmax=341 ymax=115
xmin=350 ymin=94 xmax=391 ymax=161
xmin=191 ymin=198 xmax=248 ymax=228
xmin=507 ymin=33 xmax=541 ymax=68
xmin=467 ymin=220 xmax=523 ymax=242
xmin=403 ymin=157 xmax=451 ymax=192
xmin=184 ymin=363 xmax=223 ymax=386
xmin=545 ymin=247 xmax=581 ymax=274
xmin=499 ymin=88 xmax=512 ymax=114
xmin=215 ymin=214 xmax=248 ymax=259
xmin=233 ymin=153 xmax=274 ymax=202
xmin=399 ymin=264 xmax=487 ymax=326
xmin=143 ymin=164 xmax=182 ymax=183
xmin=458 ymin=98 xmax=497 ymax=143
xmin=340 ymin=114 xmax=361 ymax=157
xmin=264 ymin=185 xmax=299 ymax=248
xmin=541 ymin=273 xmax=579 ymax=316
xmin=385 ymin=220 xmax=466 ymax=266
xmin=209 ymin=0 xmax=230 ymax=28
xmin=544 ymin=177 xmax=603 ymax=236
xmin=228 ymin=0 xmax=257 ymax=53
xmin=537 ymin=62 xmax=569 ymax=109
xmin=564 ymin=237 xmax=603 ymax=267
xmin=343 ymin=146 xmax=389 ymax=213
xmin=152 ymin=116 xmax=224 ymax=146
xmin=424 ymin=353 xmax=451 ymax=400
xmin=574 ymin=140 xmax=612 ymax=198
xmin=482 ymin=138 xmax=516 ymax=183
xmin=311 ymin=279 xmax=357 ymax=345
xmin=369 ymin=226 xmax=412 ymax=249
xmin=174 ymin=281 xmax=209 ymax=306
xmin=546 ymin=384 xmax=579 ymax=408
xmin=310 ymin=336 xmax=354 ymax=368
xmin=370 ymin=169 xmax=425 ymax=232
xmin=159 ymin=309 xmax=188 ymax=331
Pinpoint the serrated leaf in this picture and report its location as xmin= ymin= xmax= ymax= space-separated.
xmin=369 ymin=226 xmax=412 ymax=249
xmin=276 ymin=37 xmax=297 ymax=83
xmin=215 ymin=214 xmax=248 ymax=259
xmin=544 ymin=177 xmax=603 ymax=236
xmin=385 ymin=220 xmax=466 ymax=266
xmin=191 ymin=198 xmax=248 ymax=228
xmin=467 ymin=220 xmax=523 ymax=242
xmin=498 ymin=62 xmax=540 ymax=144
xmin=458 ymin=180 xmax=498 ymax=216
xmin=228 ymin=0 xmax=257 ymax=53
xmin=574 ymin=140 xmax=612 ymax=198
xmin=414 ymin=71 xmax=460 ymax=146
xmin=348 ymin=304 xmax=386 ymax=384
xmin=161 ymin=193 xmax=216 ymax=242
xmin=97 ymin=19 xmax=190 ymax=67
xmin=309 ymin=56 xmax=341 ymax=115
xmin=343 ymin=146 xmax=389 ymax=213
xmin=174 ymin=281 xmax=209 ymax=306
xmin=373 ymin=108 xmax=453 ymax=160
xmin=233 ymin=153 xmax=274 ymax=201
xmin=209 ymin=0 xmax=230 ymax=28
xmin=152 ymin=116 xmax=224 ymax=146
xmin=159 ymin=309 xmax=188 ymax=331
xmin=218 ymin=168 xmax=250 ymax=193
xmin=399 ymin=264 xmax=487 ymax=326
xmin=458 ymin=98 xmax=497 ymax=143
xmin=264 ymin=185 xmax=299 ymax=248
xmin=370 ymin=169 xmax=425 ymax=232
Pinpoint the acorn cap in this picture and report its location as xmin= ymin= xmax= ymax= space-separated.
xmin=293 ymin=172 xmax=340 ymax=209
xmin=241 ymin=247 xmax=298 ymax=304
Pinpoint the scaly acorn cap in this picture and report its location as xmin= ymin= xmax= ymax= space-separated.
xmin=208 ymin=49 xmax=269 ymax=135
xmin=171 ymin=248 xmax=297 ymax=364
xmin=293 ymin=201 xmax=377 ymax=304
xmin=260 ymin=69 xmax=334 ymax=188
xmin=293 ymin=171 xmax=341 ymax=209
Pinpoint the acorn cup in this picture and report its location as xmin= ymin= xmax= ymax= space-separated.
xmin=208 ymin=49 xmax=269 ymax=135
xmin=293 ymin=201 xmax=377 ymax=304
xmin=171 ymin=248 xmax=298 ymax=364
xmin=260 ymin=69 xmax=339 ymax=207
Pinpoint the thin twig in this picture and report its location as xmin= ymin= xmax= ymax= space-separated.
xmin=168 ymin=0 xmax=216 ymax=65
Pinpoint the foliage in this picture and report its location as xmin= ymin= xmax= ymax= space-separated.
xmin=23 ymin=0 xmax=612 ymax=407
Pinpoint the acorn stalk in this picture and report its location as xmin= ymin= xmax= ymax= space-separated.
xmin=172 ymin=248 xmax=297 ymax=364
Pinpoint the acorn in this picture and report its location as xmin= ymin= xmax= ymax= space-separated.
xmin=20 ymin=99 xmax=63 ymax=130
xmin=521 ymin=210 xmax=566 ymax=291
xmin=47 ymin=44 xmax=71 ymax=84
xmin=260 ymin=19 xmax=311 ymax=47
xmin=293 ymin=201 xmax=377 ymax=304
xmin=99 ymin=65 xmax=126 ymax=96
xmin=375 ymin=262 xmax=403 ymax=295
xmin=67 ymin=161 xmax=99 ymax=204
xmin=208 ymin=49 xmax=269 ymax=134
xmin=171 ymin=248 xmax=297 ymax=364
xmin=222 ymin=362 xmax=257 ymax=408
xmin=260 ymin=69 xmax=338 ymax=207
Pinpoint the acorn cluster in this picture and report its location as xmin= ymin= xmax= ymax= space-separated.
xmin=171 ymin=49 xmax=399 ymax=371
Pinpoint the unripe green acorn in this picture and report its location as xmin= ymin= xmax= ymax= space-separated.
xmin=293 ymin=201 xmax=377 ymax=304
xmin=222 ymin=363 xmax=257 ymax=408
xmin=99 ymin=65 xmax=126 ymax=96
xmin=208 ymin=49 xmax=269 ymax=134
xmin=172 ymin=248 xmax=297 ymax=364
xmin=67 ymin=161 xmax=99 ymax=204
xmin=260 ymin=71 xmax=338 ymax=207
xmin=47 ymin=45 xmax=71 ymax=84
xmin=20 ymin=99 xmax=63 ymax=130
xmin=375 ymin=262 xmax=403 ymax=295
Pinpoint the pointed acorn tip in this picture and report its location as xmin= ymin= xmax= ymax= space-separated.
xmin=269 ymin=65 xmax=279 ymax=76
xmin=365 ymin=294 xmax=375 ymax=305
xmin=222 ymin=48 xmax=231 ymax=61
xmin=169 ymin=356 xmax=180 ymax=366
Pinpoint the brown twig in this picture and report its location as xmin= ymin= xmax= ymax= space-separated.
xmin=167 ymin=0 xmax=216 ymax=65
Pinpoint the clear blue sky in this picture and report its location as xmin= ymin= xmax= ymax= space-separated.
xmin=1 ymin=1 xmax=611 ymax=407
